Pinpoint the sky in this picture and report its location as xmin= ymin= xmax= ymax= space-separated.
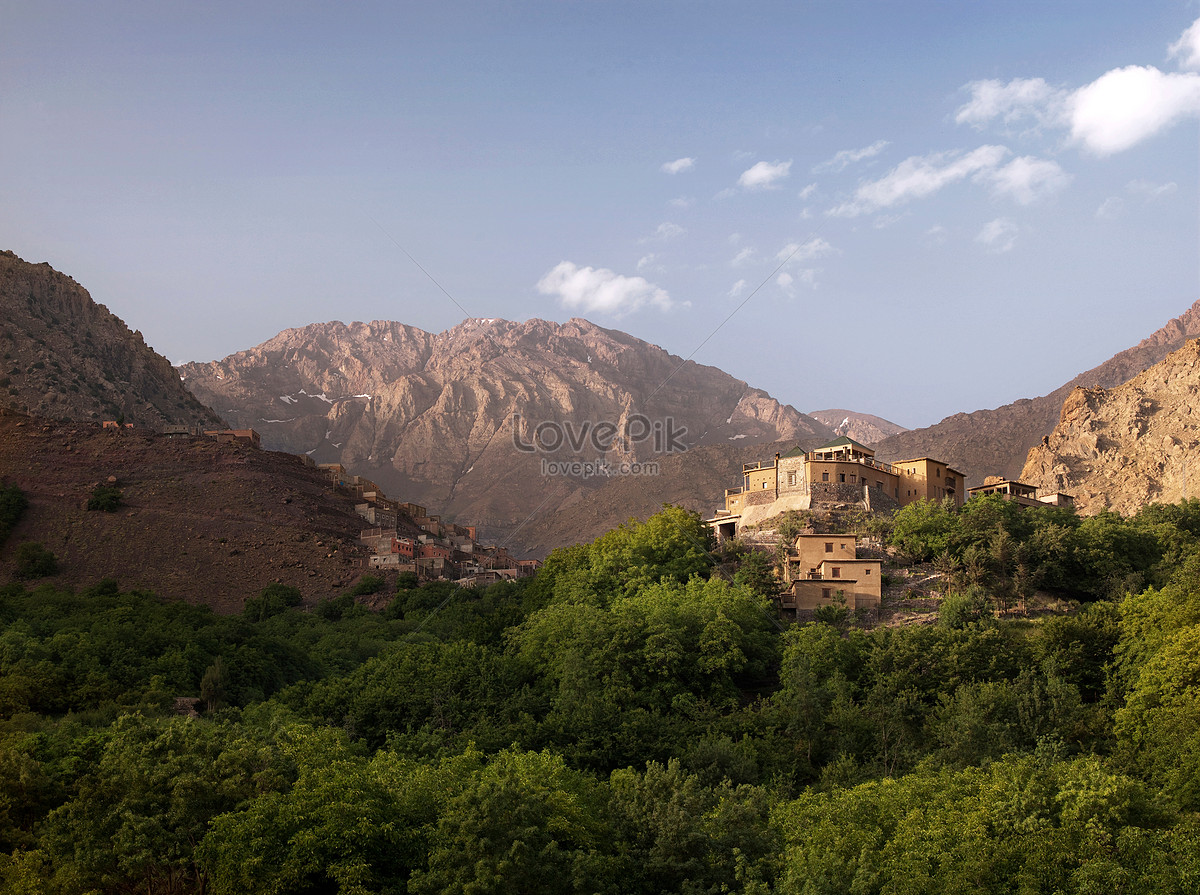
xmin=2 ymin=1 xmax=1199 ymax=429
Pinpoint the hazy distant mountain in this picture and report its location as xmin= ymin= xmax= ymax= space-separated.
xmin=1021 ymin=338 xmax=1200 ymax=515
xmin=180 ymin=317 xmax=834 ymax=553
xmin=872 ymin=299 xmax=1200 ymax=485
xmin=807 ymin=409 xmax=907 ymax=446
xmin=0 ymin=251 xmax=218 ymax=428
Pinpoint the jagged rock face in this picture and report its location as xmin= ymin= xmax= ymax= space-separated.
xmin=180 ymin=317 xmax=833 ymax=551
xmin=0 ymin=251 xmax=219 ymax=428
xmin=808 ymin=409 xmax=907 ymax=447
xmin=873 ymin=299 xmax=1200 ymax=486
xmin=1021 ymin=339 xmax=1200 ymax=514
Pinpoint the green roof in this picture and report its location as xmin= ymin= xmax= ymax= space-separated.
xmin=780 ymin=446 xmax=807 ymax=458
xmin=813 ymin=435 xmax=874 ymax=453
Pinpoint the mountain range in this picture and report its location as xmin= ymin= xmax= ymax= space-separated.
xmin=178 ymin=317 xmax=835 ymax=552
xmin=5 ymin=249 xmax=1200 ymax=558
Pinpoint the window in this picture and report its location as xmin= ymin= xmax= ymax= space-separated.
xmin=822 ymin=472 xmax=829 ymax=482
xmin=787 ymin=471 xmax=797 ymax=486
xmin=838 ymin=473 xmax=845 ymax=483
xmin=762 ymin=481 xmax=769 ymax=489
xmin=865 ymin=568 xmax=871 ymax=575
xmin=825 ymin=543 xmax=833 ymax=553
xmin=831 ymin=567 xmax=841 ymax=578
xmin=822 ymin=588 xmax=832 ymax=599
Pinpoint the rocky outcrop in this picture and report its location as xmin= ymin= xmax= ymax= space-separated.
xmin=808 ymin=409 xmax=907 ymax=446
xmin=181 ymin=317 xmax=834 ymax=552
xmin=1020 ymin=339 xmax=1200 ymax=514
xmin=873 ymin=299 xmax=1200 ymax=485
xmin=0 ymin=251 xmax=219 ymax=428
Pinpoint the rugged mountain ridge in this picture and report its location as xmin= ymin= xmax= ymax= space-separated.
xmin=181 ymin=318 xmax=834 ymax=551
xmin=0 ymin=251 xmax=219 ymax=428
xmin=873 ymin=299 xmax=1200 ymax=485
xmin=808 ymin=409 xmax=907 ymax=446
xmin=1020 ymin=338 xmax=1200 ymax=515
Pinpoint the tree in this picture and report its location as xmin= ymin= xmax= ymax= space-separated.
xmin=411 ymin=749 xmax=612 ymax=895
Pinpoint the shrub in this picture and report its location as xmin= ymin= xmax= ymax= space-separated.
xmin=14 ymin=541 xmax=57 ymax=579
xmin=87 ymin=484 xmax=123 ymax=512
xmin=0 ymin=482 xmax=27 ymax=546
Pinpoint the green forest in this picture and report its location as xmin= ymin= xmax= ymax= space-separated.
xmin=2 ymin=495 xmax=1200 ymax=893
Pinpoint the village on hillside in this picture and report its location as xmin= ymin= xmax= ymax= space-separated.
xmin=706 ymin=435 xmax=1076 ymax=618
xmin=154 ymin=423 xmax=542 ymax=587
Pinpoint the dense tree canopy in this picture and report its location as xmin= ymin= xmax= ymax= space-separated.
xmin=3 ymin=503 xmax=1200 ymax=893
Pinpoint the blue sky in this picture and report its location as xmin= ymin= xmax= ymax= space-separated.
xmin=3 ymin=1 xmax=1199 ymax=428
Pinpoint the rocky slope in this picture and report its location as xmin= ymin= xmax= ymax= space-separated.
xmin=1020 ymin=339 xmax=1200 ymax=515
xmin=0 ymin=251 xmax=219 ymax=428
xmin=808 ymin=409 xmax=907 ymax=446
xmin=181 ymin=318 xmax=834 ymax=552
xmin=0 ymin=408 xmax=372 ymax=611
xmin=872 ymin=299 xmax=1200 ymax=485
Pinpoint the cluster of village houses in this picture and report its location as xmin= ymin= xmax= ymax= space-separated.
xmin=317 ymin=462 xmax=541 ymax=587
xmin=155 ymin=425 xmax=542 ymax=586
xmin=153 ymin=424 xmax=1077 ymax=605
xmin=705 ymin=436 xmax=1075 ymax=617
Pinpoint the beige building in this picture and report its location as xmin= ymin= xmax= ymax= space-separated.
xmin=779 ymin=533 xmax=882 ymax=613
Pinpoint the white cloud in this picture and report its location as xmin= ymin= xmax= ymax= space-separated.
xmin=798 ymin=182 xmax=817 ymax=200
xmin=976 ymin=218 xmax=1019 ymax=253
xmin=777 ymin=237 xmax=835 ymax=263
xmin=1069 ymin=65 xmax=1200 ymax=155
xmin=955 ymin=77 xmax=1066 ymax=129
xmin=828 ymin=145 xmax=1009 ymax=217
xmin=661 ymin=157 xmax=695 ymax=174
xmin=1169 ymin=17 xmax=1200 ymax=70
xmin=776 ymin=272 xmax=795 ymax=294
xmin=738 ymin=159 xmax=792 ymax=189
xmin=536 ymin=261 xmax=677 ymax=316
xmin=986 ymin=156 xmax=1071 ymax=204
xmin=923 ymin=225 xmax=949 ymax=246
xmin=640 ymin=221 xmax=686 ymax=243
xmin=1127 ymin=179 xmax=1178 ymax=201
xmin=1095 ymin=197 xmax=1124 ymax=221
xmin=730 ymin=246 xmax=756 ymax=266
xmin=714 ymin=187 xmax=737 ymax=200
xmin=636 ymin=253 xmax=656 ymax=272
xmin=1098 ymin=180 xmax=1179 ymax=220
xmin=668 ymin=196 xmax=693 ymax=209
xmin=728 ymin=279 xmax=748 ymax=298
xmin=812 ymin=140 xmax=890 ymax=173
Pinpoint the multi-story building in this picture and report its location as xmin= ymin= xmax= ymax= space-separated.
xmin=708 ymin=436 xmax=966 ymax=541
xmin=778 ymin=533 xmax=883 ymax=614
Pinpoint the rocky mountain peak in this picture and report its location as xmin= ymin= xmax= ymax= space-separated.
xmin=1020 ymin=338 xmax=1200 ymax=514
xmin=0 ymin=250 xmax=218 ymax=428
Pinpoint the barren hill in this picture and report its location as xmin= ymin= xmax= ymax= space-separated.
xmin=180 ymin=318 xmax=833 ymax=552
xmin=872 ymin=299 xmax=1200 ymax=486
xmin=1020 ymin=339 xmax=1200 ymax=515
xmin=0 ymin=408 xmax=372 ymax=611
xmin=0 ymin=251 xmax=219 ymax=428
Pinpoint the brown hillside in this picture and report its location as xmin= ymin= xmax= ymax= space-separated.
xmin=0 ymin=251 xmax=219 ymax=428
xmin=0 ymin=409 xmax=372 ymax=612
xmin=873 ymin=299 xmax=1200 ymax=485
